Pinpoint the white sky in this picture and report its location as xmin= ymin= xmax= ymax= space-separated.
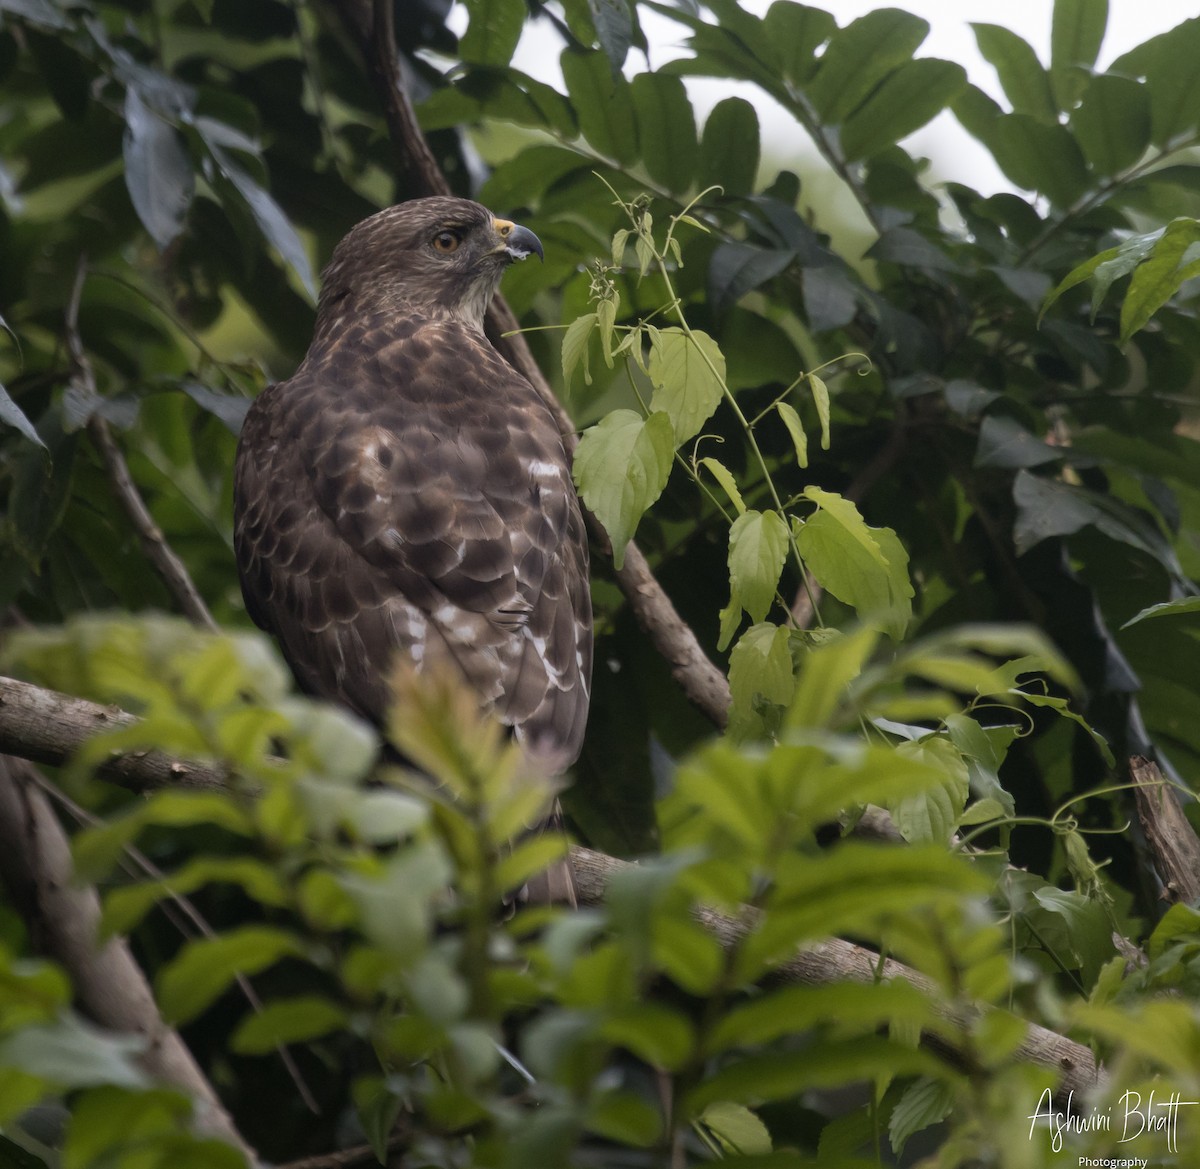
xmin=449 ymin=1 xmax=1198 ymax=193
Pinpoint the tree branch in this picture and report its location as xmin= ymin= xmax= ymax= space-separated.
xmin=324 ymin=0 xmax=732 ymax=729
xmin=1132 ymin=754 xmax=1200 ymax=905
xmin=65 ymin=257 xmax=217 ymax=633
xmin=0 ymin=673 xmax=1096 ymax=1097
xmin=0 ymin=754 xmax=256 ymax=1161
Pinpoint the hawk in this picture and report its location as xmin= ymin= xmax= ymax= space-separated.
xmin=233 ymin=197 xmax=592 ymax=774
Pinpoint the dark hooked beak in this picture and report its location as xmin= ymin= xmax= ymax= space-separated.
xmin=492 ymin=218 xmax=544 ymax=262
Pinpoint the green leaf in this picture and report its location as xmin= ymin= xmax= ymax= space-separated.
xmin=1112 ymin=18 xmax=1200 ymax=146
xmin=156 ymin=926 xmax=305 ymax=1023
xmin=807 ymin=10 xmax=930 ymax=124
xmin=698 ymin=456 xmax=746 ymax=515
xmin=708 ymin=241 xmax=795 ymax=316
xmin=971 ymin=23 xmax=1056 ymax=122
xmin=1040 ymin=228 xmax=1160 ymax=320
xmin=809 ymin=373 xmax=831 ymax=450
xmin=0 ymin=1017 xmax=146 ymax=1090
xmin=630 ymin=73 xmax=695 ymax=194
xmin=974 ymin=415 xmax=1058 ymax=469
xmin=776 ymin=401 xmax=808 ymax=469
xmin=890 ymin=737 xmax=970 ymax=844
xmin=1122 ymin=596 xmax=1200 ymax=629
xmin=211 ymin=148 xmax=316 ymax=300
xmin=561 ymin=48 xmax=638 ymax=165
xmin=648 ymin=327 xmax=726 ymax=445
xmin=600 ymin=1005 xmax=694 ymax=1070
xmin=123 ymin=86 xmax=193 ymax=250
xmin=0 ymin=384 xmax=47 ymax=449
xmin=1071 ymin=74 xmax=1150 ymax=176
xmin=1119 ymin=217 xmax=1200 ymax=342
xmin=889 ymin=1076 xmax=955 ymax=1155
xmin=763 ymin=2 xmax=835 ymax=85
xmin=728 ymin=510 xmax=789 ymax=624
xmin=561 ymin=311 xmax=596 ymax=389
xmin=727 ymin=622 xmax=794 ymax=742
xmin=698 ymin=96 xmax=760 ymax=197
xmin=795 ymin=489 xmax=913 ymax=640
xmin=573 ymin=409 xmax=674 ymax=569
xmin=700 ymin=1102 xmax=772 ymax=1155
xmin=460 ymin=0 xmax=525 ymax=66
xmin=231 ymin=995 xmax=348 ymax=1054
xmin=840 ymin=59 xmax=967 ymax=162
xmin=1051 ymin=0 xmax=1108 ymax=107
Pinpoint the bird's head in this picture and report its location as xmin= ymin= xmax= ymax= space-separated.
xmin=315 ymin=196 xmax=543 ymax=334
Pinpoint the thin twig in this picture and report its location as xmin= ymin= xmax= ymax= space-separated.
xmin=65 ymin=257 xmax=217 ymax=632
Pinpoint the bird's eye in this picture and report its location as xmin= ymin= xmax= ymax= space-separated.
xmin=432 ymin=229 xmax=462 ymax=253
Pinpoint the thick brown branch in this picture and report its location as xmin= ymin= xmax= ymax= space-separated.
xmin=1132 ymin=755 xmax=1200 ymax=905
xmin=0 ymin=755 xmax=255 ymax=1160
xmin=324 ymin=0 xmax=732 ymax=729
xmin=0 ymin=674 xmax=1095 ymax=1095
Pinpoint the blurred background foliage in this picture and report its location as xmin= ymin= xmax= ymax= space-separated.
xmin=2 ymin=0 xmax=1200 ymax=1164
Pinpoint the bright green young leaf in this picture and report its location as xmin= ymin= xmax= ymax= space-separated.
xmin=971 ymin=23 xmax=1057 ymax=122
xmin=795 ymin=489 xmax=913 ymax=639
xmin=573 ymin=408 xmax=674 ymax=569
xmin=890 ymin=736 xmax=970 ymax=844
xmin=460 ymin=0 xmax=525 ymax=66
xmin=840 ymin=59 xmax=967 ymax=162
xmin=230 ymin=995 xmax=349 ymax=1055
xmin=561 ymin=311 xmax=596 ymax=388
xmin=1122 ymin=596 xmax=1200 ymax=628
xmin=728 ymin=509 xmax=789 ymax=623
xmin=156 ymin=926 xmax=306 ymax=1023
xmin=1119 ymin=217 xmax=1200 ymax=342
xmin=698 ymin=456 xmax=746 ymax=515
xmin=776 ymin=400 xmax=808 ymax=468
xmin=698 ymin=96 xmax=759 ymax=197
xmin=727 ymin=622 xmax=794 ymax=741
xmin=809 ymin=373 xmax=831 ymax=450
xmin=630 ymin=73 xmax=696 ymax=194
xmin=890 ymin=1076 xmax=955 ymax=1155
xmin=1040 ymin=227 xmax=1161 ymax=320
xmin=648 ymin=327 xmax=726 ymax=446
xmin=699 ymin=1101 xmax=772 ymax=1155
xmin=807 ymin=10 xmax=930 ymax=125
xmin=600 ymin=1004 xmax=695 ymax=1071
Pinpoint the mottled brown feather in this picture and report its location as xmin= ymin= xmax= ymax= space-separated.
xmin=233 ymin=198 xmax=592 ymax=771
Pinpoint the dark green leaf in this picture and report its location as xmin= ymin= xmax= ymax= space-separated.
xmin=841 ymin=59 xmax=967 ymax=162
xmin=867 ymin=226 xmax=961 ymax=273
xmin=630 ymin=73 xmax=695 ymax=194
xmin=1051 ymin=0 xmax=1108 ymax=106
xmin=123 ymin=87 xmax=193 ymax=250
xmin=974 ymin=415 xmax=1060 ymax=469
xmin=231 ymin=996 xmax=348 ymax=1054
xmin=0 ymin=384 xmax=46 ymax=449
xmin=708 ymin=242 xmax=794 ymax=316
xmin=807 ymin=9 xmax=930 ymax=124
xmin=561 ymin=49 xmax=639 ymax=165
xmin=1112 ymin=18 xmax=1200 ymax=145
xmin=460 ymin=0 xmax=525 ymax=66
xmin=1072 ymin=74 xmax=1150 ymax=176
xmin=763 ymin=2 xmax=835 ymax=85
xmin=890 ymin=1077 xmax=955 ymax=1155
xmin=971 ymin=23 xmax=1056 ymax=121
xmin=1012 ymin=470 xmax=1101 ymax=554
xmin=698 ymin=96 xmax=759 ymax=198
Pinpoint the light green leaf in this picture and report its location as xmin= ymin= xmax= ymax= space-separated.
xmin=157 ymin=926 xmax=305 ymax=1023
xmin=728 ymin=510 xmax=789 ymax=623
xmin=890 ymin=737 xmax=970 ymax=844
xmin=1119 ymin=217 xmax=1200 ymax=342
xmin=648 ymin=327 xmax=726 ymax=446
xmin=776 ymin=401 xmax=808 ymax=468
xmin=231 ymin=995 xmax=349 ymax=1054
xmin=809 ymin=373 xmax=831 ymax=450
xmin=0 ymin=1016 xmax=146 ymax=1089
xmin=698 ymin=456 xmax=746 ymax=515
xmin=889 ymin=1076 xmax=955 ymax=1155
xmin=700 ymin=1102 xmax=772 ymax=1155
xmin=727 ymin=622 xmax=794 ymax=742
xmin=573 ymin=409 xmax=675 ymax=569
xmin=561 ymin=312 xmax=596 ymax=388
xmin=795 ymin=489 xmax=913 ymax=639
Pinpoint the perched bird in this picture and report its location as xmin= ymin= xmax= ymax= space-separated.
xmin=233 ymin=197 xmax=592 ymax=775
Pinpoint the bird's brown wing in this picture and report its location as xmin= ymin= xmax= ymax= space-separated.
xmin=234 ymin=314 xmax=591 ymax=768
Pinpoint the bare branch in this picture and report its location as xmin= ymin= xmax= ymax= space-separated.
xmin=0 ymin=754 xmax=256 ymax=1161
xmin=65 ymin=258 xmax=217 ymax=632
xmin=0 ymin=673 xmax=1096 ymax=1096
xmin=1132 ymin=754 xmax=1200 ymax=905
xmin=324 ymin=0 xmax=732 ymax=729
